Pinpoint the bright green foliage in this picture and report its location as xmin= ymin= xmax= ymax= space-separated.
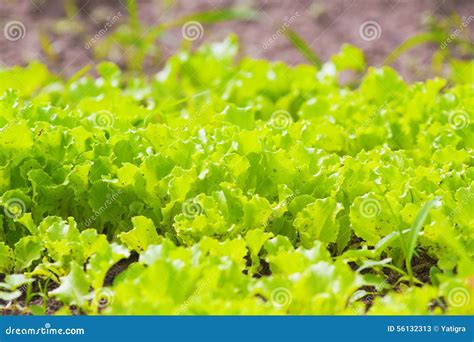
xmin=0 ymin=37 xmax=473 ymax=315
xmin=294 ymin=198 xmax=343 ymax=247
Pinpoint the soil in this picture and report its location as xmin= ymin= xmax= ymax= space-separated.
xmin=0 ymin=253 xmax=138 ymax=316
xmin=103 ymin=252 xmax=139 ymax=286
xmin=0 ymin=247 xmax=442 ymax=315
xmin=411 ymin=250 xmax=438 ymax=284
xmin=0 ymin=0 xmax=472 ymax=80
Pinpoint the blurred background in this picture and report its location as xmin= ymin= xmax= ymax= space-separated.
xmin=0 ymin=0 xmax=472 ymax=81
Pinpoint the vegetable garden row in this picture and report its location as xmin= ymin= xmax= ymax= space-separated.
xmin=0 ymin=36 xmax=472 ymax=315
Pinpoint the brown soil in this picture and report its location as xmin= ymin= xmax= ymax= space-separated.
xmin=0 ymin=253 xmax=138 ymax=316
xmin=411 ymin=250 xmax=438 ymax=284
xmin=0 ymin=0 xmax=472 ymax=80
xmin=103 ymin=252 xmax=139 ymax=286
xmin=0 ymin=297 xmax=78 ymax=316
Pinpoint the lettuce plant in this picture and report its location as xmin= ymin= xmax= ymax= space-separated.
xmin=0 ymin=36 xmax=472 ymax=315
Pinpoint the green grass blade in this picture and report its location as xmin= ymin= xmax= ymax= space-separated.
xmin=165 ymin=9 xmax=258 ymax=28
xmin=283 ymin=29 xmax=322 ymax=68
xmin=383 ymin=33 xmax=439 ymax=65
xmin=357 ymin=258 xmax=392 ymax=272
xmin=127 ymin=0 xmax=141 ymax=32
xmin=405 ymin=197 xmax=441 ymax=263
